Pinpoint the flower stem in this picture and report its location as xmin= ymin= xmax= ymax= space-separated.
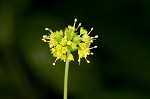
xmin=64 ymin=50 xmax=70 ymax=99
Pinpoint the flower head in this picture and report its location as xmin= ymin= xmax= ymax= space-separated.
xmin=42 ymin=18 xmax=98 ymax=65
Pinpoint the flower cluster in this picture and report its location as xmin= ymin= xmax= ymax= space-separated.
xmin=42 ymin=19 xmax=98 ymax=65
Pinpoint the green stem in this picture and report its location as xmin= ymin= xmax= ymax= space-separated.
xmin=64 ymin=51 xmax=70 ymax=99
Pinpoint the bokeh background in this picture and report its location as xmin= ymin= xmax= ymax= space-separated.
xmin=0 ymin=0 xmax=150 ymax=99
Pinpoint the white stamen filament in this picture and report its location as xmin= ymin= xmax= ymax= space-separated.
xmin=45 ymin=28 xmax=53 ymax=33
xmin=49 ymin=30 xmax=53 ymax=33
xmin=89 ymin=46 xmax=97 ymax=49
xmin=88 ymin=28 xmax=93 ymax=35
xmin=85 ymin=57 xmax=90 ymax=63
xmin=76 ymin=23 xmax=81 ymax=30
xmin=53 ymin=58 xmax=58 ymax=65
xmin=91 ymin=35 xmax=98 ymax=39
xmin=73 ymin=18 xmax=77 ymax=28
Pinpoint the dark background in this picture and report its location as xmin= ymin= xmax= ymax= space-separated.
xmin=0 ymin=0 xmax=150 ymax=99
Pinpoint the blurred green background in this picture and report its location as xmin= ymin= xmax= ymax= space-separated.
xmin=0 ymin=0 xmax=150 ymax=99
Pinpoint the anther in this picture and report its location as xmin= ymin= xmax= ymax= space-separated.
xmin=43 ymin=35 xmax=47 ymax=38
xmin=45 ymin=28 xmax=49 ymax=30
xmin=90 ymin=52 xmax=94 ymax=55
xmin=87 ymin=60 xmax=90 ymax=63
xmin=74 ymin=18 xmax=77 ymax=22
xmin=95 ymin=35 xmax=98 ymax=38
xmin=78 ymin=23 xmax=81 ymax=26
xmin=94 ymin=46 xmax=97 ymax=48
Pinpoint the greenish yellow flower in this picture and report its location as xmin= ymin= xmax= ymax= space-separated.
xmin=42 ymin=18 xmax=98 ymax=65
xmin=60 ymin=37 xmax=67 ymax=46
xmin=68 ymin=54 xmax=74 ymax=61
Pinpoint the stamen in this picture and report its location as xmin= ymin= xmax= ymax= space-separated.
xmin=45 ymin=28 xmax=53 ymax=33
xmin=53 ymin=58 xmax=58 ymax=65
xmin=91 ymin=35 xmax=98 ymax=39
xmin=88 ymin=28 xmax=93 ymax=35
xmin=42 ymin=38 xmax=49 ymax=42
xmin=73 ymin=18 xmax=77 ymax=28
xmin=89 ymin=46 xmax=97 ymax=49
xmin=85 ymin=57 xmax=90 ymax=63
xmin=76 ymin=23 xmax=81 ymax=30
xmin=42 ymin=35 xmax=50 ymax=41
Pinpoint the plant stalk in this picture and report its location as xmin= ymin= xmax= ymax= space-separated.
xmin=64 ymin=51 xmax=70 ymax=99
